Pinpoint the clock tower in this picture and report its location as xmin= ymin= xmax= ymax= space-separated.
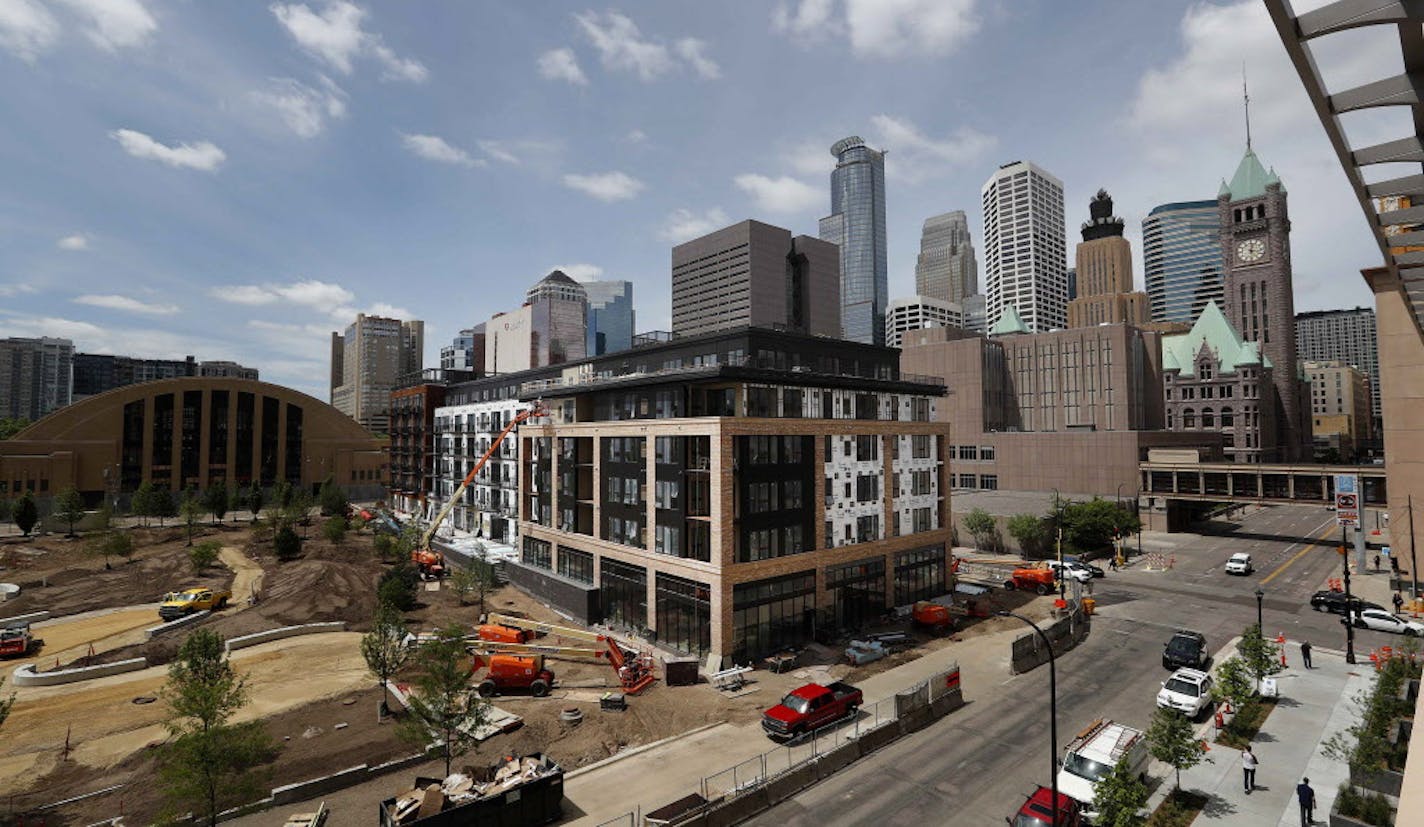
xmin=1217 ymin=146 xmax=1307 ymax=461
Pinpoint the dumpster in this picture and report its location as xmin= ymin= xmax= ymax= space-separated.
xmin=379 ymin=754 xmax=563 ymax=827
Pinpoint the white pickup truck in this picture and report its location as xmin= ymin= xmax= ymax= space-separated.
xmin=1056 ymin=718 xmax=1149 ymax=820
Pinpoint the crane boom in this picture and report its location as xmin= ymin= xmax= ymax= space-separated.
xmin=421 ymin=402 xmax=546 ymax=552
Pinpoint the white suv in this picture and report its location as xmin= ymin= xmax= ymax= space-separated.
xmin=1046 ymin=560 xmax=1094 ymax=584
xmin=1224 ymin=553 xmax=1253 ymax=575
xmin=1157 ymin=668 xmax=1214 ymax=719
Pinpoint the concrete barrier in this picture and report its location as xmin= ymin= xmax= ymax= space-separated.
xmin=897 ymin=705 xmax=936 ymax=735
xmin=145 ymin=610 xmax=210 ymax=639
xmin=707 ymin=791 xmax=768 ymax=827
xmin=763 ymin=764 xmax=818 ymax=805
xmin=856 ymin=722 xmax=900 ymax=753
xmin=0 ymin=610 xmax=47 ymax=626
xmin=814 ymin=743 xmax=859 ymax=778
xmin=272 ymin=764 xmax=369 ymax=805
xmin=225 ymin=622 xmax=346 ymax=653
xmin=930 ymin=690 xmax=966 ymax=718
xmin=12 ymin=657 xmax=148 ymax=686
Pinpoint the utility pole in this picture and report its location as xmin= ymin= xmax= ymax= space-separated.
xmin=1343 ymin=524 xmax=1357 ymax=665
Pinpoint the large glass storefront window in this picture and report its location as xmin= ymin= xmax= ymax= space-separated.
xmin=557 ymin=546 xmax=593 ymax=584
xmin=180 ymin=390 xmax=202 ymax=487
xmin=260 ymin=396 xmax=279 ymax=485
xmin=894 ymin=545 xmax=946 ymax=605
xmin=121 ymin=400 xmax=144 ymax=489
xmin=235 ymin=392 xmax=255 ymax=485
xmin=600 ymin=558 xmax=647 ymax=632
xmin=522 ymin=536 xmax=551 ymax=569
xmin=150 ymin=393 xmax=174 ymax=486
xmin=655 ymin=573 xmax=711 ymax=655
xmin=733 ymin=571 xmax=815 ymax=662
xmin=826 ymin=557 xmax=886 ymax=630
xmin=208 ymin=390 xmax=229 ymax=479
xmin=284 ymin=404 xmax=303 ymax=484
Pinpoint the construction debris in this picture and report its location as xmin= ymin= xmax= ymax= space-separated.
xmin=381 ymin=754 xmax=564 ymax=827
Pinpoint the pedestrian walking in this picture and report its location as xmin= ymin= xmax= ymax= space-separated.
xmin=1300 ymin=640 xmax=1313 ymax=669
xmin=1375 ymin=553 xmax=1382 ymax=572
xmin=1297 ymin=777 xmax=1316 ymax=825
xmin=1242 ymin=745 xmax=1258 ymax=793
xmin=1395 ymin=592 xmax=1405 ymax=614
xmin=1109 ymin=556 xmax=1118 ymax=572
xmin=1392 ymin=556 xmax=1401 ymax=575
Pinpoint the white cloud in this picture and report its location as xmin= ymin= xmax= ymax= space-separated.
xmin=109 ymin=128 xmax=226 ymax=171
xmin=660 ymin=207 xmax=729 ymax=243
xmin=845 ymin=0 xmax=978 ymax=58
xmin=550 ymin=264 xmax=604 ymax=282
xmin=0 ymin=284 xmax=38 ymax=298
xmin=57 ymin=233 xmax=88 ymax=251
xmin=212 ymin=279 xmax=355 ymax=312
xmin=537 ymin=47 xmax=588 ymax=86
xmin=0 ymin=0 xmax=58 ymax=62
xmin=625 ymin=129 xmax=647 ymax=144
xmin=251 ymin=76 xmax=347 ymax=138
xmin=867 ymin=114 xmax=995 ymax=179
xmin=772 ymin=0 xmax=838 ymax=38
xmin=784 ymin=139 xmax=831 ymax=176
xmin=400 ymin=133 xmax=481 ymax=167
xmin=477 ymin=140 xmax=520 ymax=165
xmin=54 ymin=0 xmax=156 ymax=52
xmin=270 ymin=1 xmax=427 ymax=82
xmin=365 ymin=301 xmax=413 ymax=319
xmin=74 ymin=293 xmax=178 ymax=315
xmin=733 ymin=173 xmax=822 ymax=214
xmin=562 ymin=171 xmax=644 ymax=202
xmin=0 ymin=315 xmax=213 ymax=360
xmin=674 ymin=38 xmax=720 ymax=79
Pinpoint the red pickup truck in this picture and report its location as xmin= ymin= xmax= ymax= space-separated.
xmin=1008 ymin=786 xmax=1082 ymax=827
xmin=761 ymin=681 xmax=863 ymax=739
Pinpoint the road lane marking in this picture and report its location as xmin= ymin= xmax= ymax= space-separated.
xmin=1260 ymin=519 xmax=1338 ymax=586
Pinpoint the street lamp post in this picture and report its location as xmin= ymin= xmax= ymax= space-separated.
xmin=1052 ymin=488 xmax=1065 ymax=601
xmin=1000 ymin=611 xmax=1060 ymax=827
xmin=1254 ymin=587 xmax=1264 ymax=636
xmin=1342 ymin=526 xmax=1358 ymax=664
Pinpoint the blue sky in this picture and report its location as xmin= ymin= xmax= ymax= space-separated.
xmin=0 ymin=0 xmax=1397 ymax=398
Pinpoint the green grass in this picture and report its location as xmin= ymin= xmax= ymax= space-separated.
xmin=1215 ymin=697 xmax=1277 ymax=750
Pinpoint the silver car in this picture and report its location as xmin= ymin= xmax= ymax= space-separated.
xmin=1347 ymin=608 xmax=1424 ymax=636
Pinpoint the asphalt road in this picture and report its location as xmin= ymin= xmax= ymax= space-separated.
xmin=747 ymin=504 xmax=1397 ymax=826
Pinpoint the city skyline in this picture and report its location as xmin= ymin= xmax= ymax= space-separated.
xmin=0 ymin=1 xmax=1390 ymax=398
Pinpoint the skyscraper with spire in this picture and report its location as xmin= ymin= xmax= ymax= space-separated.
xmin=821 ymin=136 xmax=888 ymax=344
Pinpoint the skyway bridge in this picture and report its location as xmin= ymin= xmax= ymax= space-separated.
xmin=1138 ymin=461 xmax=1386 ymax=532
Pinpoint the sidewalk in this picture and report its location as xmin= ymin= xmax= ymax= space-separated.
xmin=1144 ymin=641 xmax=1368 ymax=825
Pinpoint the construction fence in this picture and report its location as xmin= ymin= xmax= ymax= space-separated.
xmin=1009 ymin=605 xmax=1090 ymax=675
xmin=622 ymin=664 xmax=966 ymax=827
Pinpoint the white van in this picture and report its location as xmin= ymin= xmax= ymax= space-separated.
xmin=1056 ymin=718 xmax=1150 ymax=820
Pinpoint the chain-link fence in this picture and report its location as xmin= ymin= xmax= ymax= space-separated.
xmin=594 ymin=809 xmax=640 ymax=827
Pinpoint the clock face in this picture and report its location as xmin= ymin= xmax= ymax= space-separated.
xmin=1236 ymin=238 xmax=1266 ymax=263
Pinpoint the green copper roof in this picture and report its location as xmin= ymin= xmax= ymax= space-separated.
xmin=990 ymin=304 xmax=1029 ymax=336
xmin=1162 ymin=301 xmax=1273 ymax=377
xmin=1219 ymin=179 xmax=1231 ymax=197
xmin=1225 ymin=147 xmax=1277 ymax=200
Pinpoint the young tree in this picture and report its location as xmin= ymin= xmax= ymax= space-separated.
xmin=962 ymin=508 xmax=997 ymax=552
xmin=13 ymin=492 xmax=38 ymax=537
xmin=319 ymin=477 xmax=349 ymax=517
xmin=274 ymin=524 xmax=302 ymax=561
xmin=361 ymin=604 xmax=410 ymax=722
xmin=1237 ymin=624 xmax=1284 ymax=692
xmin=151 ymin=486 xmax=176 ymax=527
xmin=323 ymin=515 xmax=347 ymax=545
xmin=55 ymin=486 xmax=86 ymax=537
xmin=180 ymin=489 xmax=204 ymax=546
xmin=0 ymin=497 xmax=12 ymax=531
xmin=1058 ymin=497 xmax=1132 ymax=554
xmin=159 ymin=629 xmax=275 ymax=826
xmin=1091 ymin=755 xmax=1149 ymax=827
xmin=273 ymin=480 xmax=294 ymax=510
xmin=378 ymin=563 xmax=420 ymax=611
xmin=132 ymin=480 xmax=155 ymax=527
xmin=1007 ymin=514 xmax=1048 ymax=558
xmin=245 ymin=482 xmax=264 ymax=524
xmin=1211 ymin=655 xmax=1255 ymax=712
xmin=227 ymin=487 xmax=243 ymax=523
xmin=190 ymin=539 xmax=221 ymax=572
xmin=374 ymin=533 xmax=399 ymax=563
xmin=0 ymin=417 xmax=30 ymax=440
xmin=400 ymin=625 xmax=489 ymax=776
xmin=89 ymin=529 xmax=135 ymax=569
xmin=204 ymin=483 xmax=229 ymax=525
xmin=1147 ymin=706 xmax=1209 ymax=792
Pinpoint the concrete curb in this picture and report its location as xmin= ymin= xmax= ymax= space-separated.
xmin=145 ymin=610 xmax=210 ymax=639
xmin=565 ymin=721 xmax=728 ymax=780
xmin=225 ymin=622 xmax=346 ymax=653
xmin=0 ymin=610 xmax=48 ymax=626
xmin=12 ymin=656 xmax=148 ymax=686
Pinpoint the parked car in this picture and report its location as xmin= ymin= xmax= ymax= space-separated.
xmin=1310 ymin=590 xmax=1384 ymax=616
xmin=1344 ymin=608 xmax=1424 ymax=636
xmin=1045 ymin=560 xmax=1094 ymax=584
xmin=1224 ymin=552 xmax=1254 ymax=575
xmin=1163 ymin=630 xmax=1208 ymax=670
xmin=1008 ymin=786 xmax=1083 ymax=827
xmin=1070 ymin=559 xmax=1107 ymax=578
xmin=1056 ymin=719 xmax=1149 ymax=820
xmin=1156 ymin=668 xmax=1214 ymax=719
xmin=762 ymin=681 xmax=863 ymax=739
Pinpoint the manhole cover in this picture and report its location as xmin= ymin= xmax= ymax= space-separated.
xmin=133 ymin=696 xmax=157 ymax=705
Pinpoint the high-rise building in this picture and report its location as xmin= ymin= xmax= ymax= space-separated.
xmin=72 ymin=354 xmax=259 ymax=401
xmin=1217 ymin=145 xmax=1309 ymax=460
xmin=982 ymin=161 xmax=1068 ymax=333
xmin=821 ymin=136 xmax=888 ymax=344
xmin=485 ymin=271 xmax=588 ymax=375
xmin=1143 ymin=201 xmax=1225 ymax=324
xmin=1066 ymin=190 xmax=1150 ymax=329
xmin=1304 ymin=360 xmax=1372 ymax=461
xmin=1161 ymin=302 xmax=1274 ymax=463
xmin=1296 ymin=307 xmax=1380 ymax=431
xmin=961 ymin=294 xmax=988 ymax=334
xmin=885 ymin=296 xmax=965 ymax=349
xmin=0 ymin=337 xmax=73 ymax=421
xmin=330 ymin=314 xmax=424 ymax=432
xmin=584 ymin=280 xmax=635 ymax=356
xmin=440 ymin=325 xmax=485 ymax=374
xmin=197 ymin=361 xmax=259 ymax=381
xmin=672 ymin=220 xmax=839 ymax=338
xmin=914 ymin=211 xmax=977 ymax=304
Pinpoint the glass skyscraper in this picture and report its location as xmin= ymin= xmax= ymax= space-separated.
xmin=1142 ymin=200 xmax=1224 ymax=323
xmin=584 ymin=280 xmax=635 ymax=356
xmin=820 ymin=136 xmax=887 ymax=345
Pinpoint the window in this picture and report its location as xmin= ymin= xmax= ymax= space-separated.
xmin=856 ymin=514 xmax=880 ymax=543
xmin=980 ymin=446 xmax=995 ymax=461
xmin=656 ymin=573 xmax=711 ymax=654
xmin=655 ymin=480 xmax=679 ymax=509
xmin=911 ymin=398 xmax=930 ymax=421
xmin=783 ymin=388 xmax=803 ymax=418
xmin=601 ymin=558 xmax=648 ymax=631
xmin=894 ymin=545 xmax=946 ymax=604
xmin=856 ymin=435 xmax=879 ymax=461
xmin=655 ymin=524 xmax=681 ymax=556
xmin=557 ymin=547 xmax=593 ymax=584
xmin=980 ymin=474 xmax=999 ymax=491
xmin=957 ymin=445 xmax=978 ymax=461
xmin=913 ymin=435 xmax=932 ymax=459
xmin=855 ymin=474 xmax=879 ymax=503
xmin=912 ymin=507 xmax=933 ymax=533
xmin=911 ymin=470 xmax=932 ymax=496
xmin=522 ymin=537 xmax=552 ymax=570
xmin=733 ymin=571 xmax=815 ymax=662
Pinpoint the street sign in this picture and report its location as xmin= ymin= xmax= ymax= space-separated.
xmin=1335 ymin=474 xmax=1361 ymax=526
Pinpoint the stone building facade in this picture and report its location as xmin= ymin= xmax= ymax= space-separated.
xmin=1066 ymin=190 xmax=1150 ymax=329
xmin=1161 ymin=302 xmax=1276 ymax=463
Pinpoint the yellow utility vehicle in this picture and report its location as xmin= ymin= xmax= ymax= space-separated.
xmin=159 ymin=587 xmax=232 ymax=621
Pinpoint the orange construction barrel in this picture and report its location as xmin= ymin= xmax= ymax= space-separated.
xmin=1082 ymin=598 xmax=1096 ymax=616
